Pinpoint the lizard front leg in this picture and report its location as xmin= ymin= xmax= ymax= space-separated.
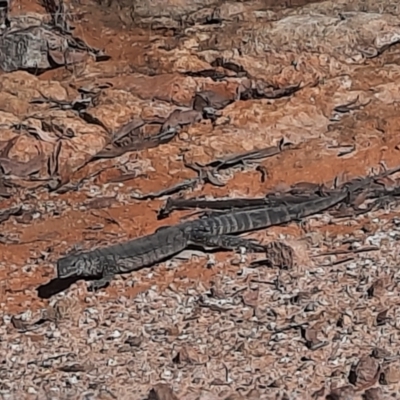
xmin=87 ymin=256 xmax=118 ymax=291
xmin=88 ymin=272 xmax=115 ymax=291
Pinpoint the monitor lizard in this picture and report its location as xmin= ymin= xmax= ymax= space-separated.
xmin=56 ymin=189 xmax=348 ymax=290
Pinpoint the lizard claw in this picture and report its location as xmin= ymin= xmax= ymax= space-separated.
xmin=88 ymin=275 xmax=114 ymax=291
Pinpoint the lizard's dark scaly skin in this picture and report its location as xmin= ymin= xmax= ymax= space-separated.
xmin=57 ymin=190 xmax=348 ymax=290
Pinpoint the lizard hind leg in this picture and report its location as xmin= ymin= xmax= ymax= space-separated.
xmin=189 ymin=231 xmax=267 ymax=253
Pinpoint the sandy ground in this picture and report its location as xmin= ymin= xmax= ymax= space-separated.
xmin=1 ymin=0 xmax=400 ymax=398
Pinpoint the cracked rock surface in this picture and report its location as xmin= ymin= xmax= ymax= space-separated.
xmin=1 ymin=0 xmax=400 ymax=398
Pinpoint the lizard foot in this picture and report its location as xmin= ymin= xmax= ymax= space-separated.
xmin=88 ymin=274 xmax=114 ymax=291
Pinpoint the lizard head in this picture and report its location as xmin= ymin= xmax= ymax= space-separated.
xmin=57 ymin=254 xmax=88 ymax=279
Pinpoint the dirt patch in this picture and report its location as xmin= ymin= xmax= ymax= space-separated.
xmin=1 ymin=0 xmax=400 ymax=398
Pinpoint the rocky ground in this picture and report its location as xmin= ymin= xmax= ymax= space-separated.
xmin=1 ymin=0 xmax=400 ymax=399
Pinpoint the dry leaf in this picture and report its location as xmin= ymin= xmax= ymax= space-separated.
xmin=11 ymin=316 xmax=31 ymax=332
xmin=326 ymin=385 xmax=355 ymax=400
xmin=376 ymin=309 xmax=390 ymax=326
xmin=44 ymin=297 xmax=81 ymax=326
xmin=371 ymin=347 xmax=391 ymax=360
xmin=362 ymin=387 xmax=384 ymax=400
xmin=147 ymin=384 xmax=179 ymax=400
xmin=265 ymin=241 xmax=295 ymax=269
xmin=350 ymin=355 xmax=380 ymax=390
xmin=241 ymin=288 xmax=259 ymax=307
xmin=162 ymin=109 xmax=202 ymax=131
xmin=380 ymin=362 xmax=400 ymax=385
